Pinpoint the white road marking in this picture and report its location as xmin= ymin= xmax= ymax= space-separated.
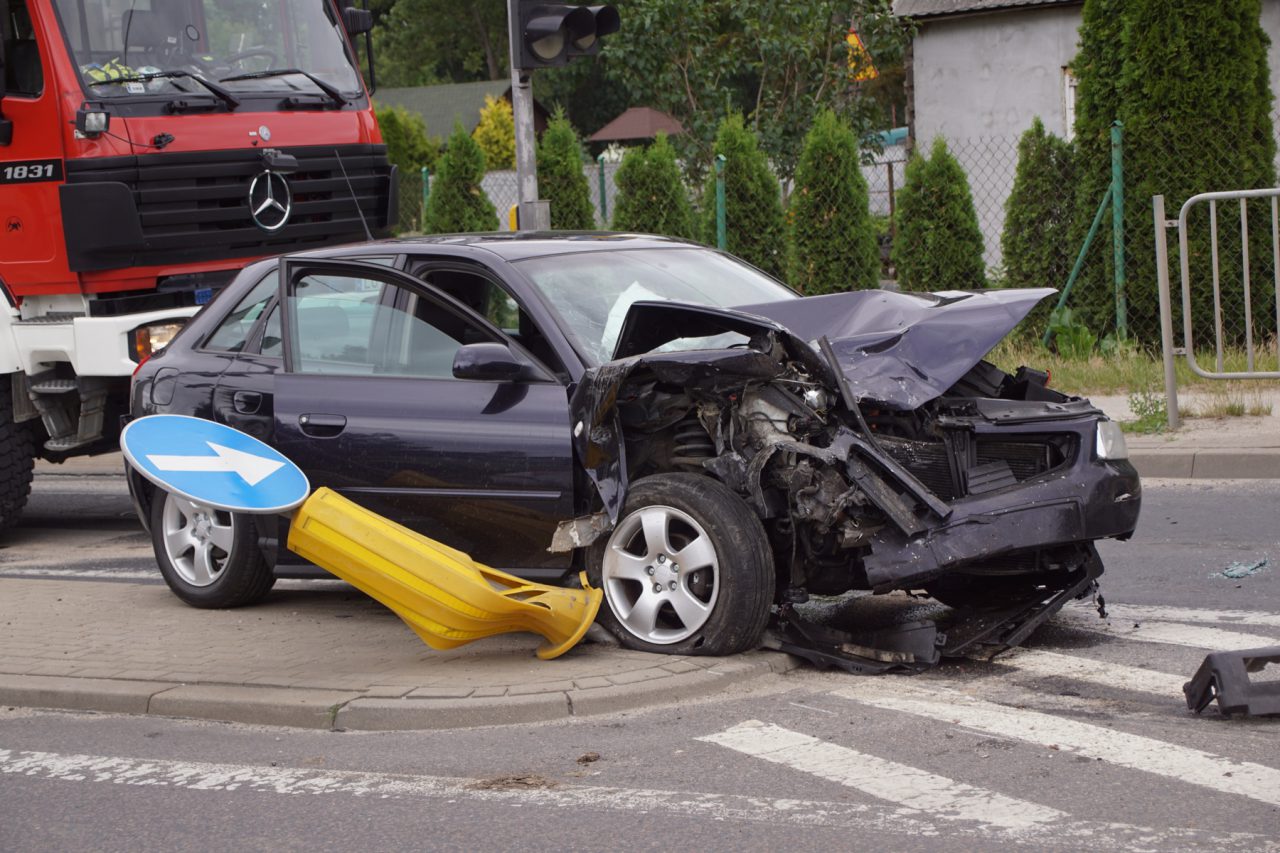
xmin=832 ymin=682 xmax=1280 ymax=807
xmin=147 ymin=442 xmax=284 ymax=486
xmin=1071 ymin=602 xmax=1280 ymax=631
xmin=0 ymin=568 xmax=158 ymax=580
xmin=2 ymin=747 xmax=1275 ymax=851
xmin=698 ymin=720 xmax=1065 ymax=829
xmin=996 ymin=648 xmax=1187 ymax=697
xmin=1054 ymin=609 xmax=1277 ymax=650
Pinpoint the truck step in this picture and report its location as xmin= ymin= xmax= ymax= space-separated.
xmin=44 ymin=435 xmax=97 ymax=453
xmin=29 ymin=379 xmax=78 ymax=395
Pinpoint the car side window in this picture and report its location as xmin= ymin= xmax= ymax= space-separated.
xmin=286 ymin=272 xmax=497 ymax=378
xmin=204 ymin=272 xmax=278 ymax=352
xmin=415 ymin=266 xmax=564 ymax=375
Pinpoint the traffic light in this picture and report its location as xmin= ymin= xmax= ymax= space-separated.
xmin=516 ymin=3 xmax=620 ymax=70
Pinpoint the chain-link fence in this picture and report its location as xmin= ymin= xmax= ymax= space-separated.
xmin=392 ymin=118 xmax=1280 ymax=349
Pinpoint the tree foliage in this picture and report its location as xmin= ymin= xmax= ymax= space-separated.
xmin=892 ymin=137 xmax=986 ymax=291
xmin=611 ymin=134 xmax=697 ymax=240
xmin=1070 ymin=0 xmax=1276 ymax=343
xmin=472 ymin=95 xmax=516 ymax=171
xmin=422 ymin=122 xmax=498 ymax=234
xmin=537 ymin=112 xmax=596 ymax=230
xmin=600 ymin=0 xmax=906 ymax=179
xmin=699 ymin=115 xmax=787 ymax=278
xmin=373 ymin=0 xmax=507 ymax=87
xmin=375 ymin=105 xmax=439 ymax=173
xmin=788 ymin=110 xmax=879 ymax=293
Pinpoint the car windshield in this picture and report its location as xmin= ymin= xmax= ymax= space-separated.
xmin=53 ymin=0 xmax=361 ymax=99
xmin=512 ymin=247 xmax=797 ymax=366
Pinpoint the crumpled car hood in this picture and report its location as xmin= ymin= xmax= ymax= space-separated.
xmin=611 ymin=288 xmax=1055 ymax=410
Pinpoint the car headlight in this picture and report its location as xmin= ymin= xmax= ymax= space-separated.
xmin=1095 ymin=420 xmax=1129 ymax=460
xmin=131 ymin=321 xmax=186 ymax=362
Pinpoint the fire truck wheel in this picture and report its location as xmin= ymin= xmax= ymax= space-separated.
xmin=0 ymin=393 xmax=36 ymax=532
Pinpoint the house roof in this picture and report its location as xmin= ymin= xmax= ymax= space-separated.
xmin=893 ymin=0 xmax=1080 ymax=18
xmin=373 ymin=80 xmax=546 ymax=136
xmin=587 ymin=107 xmax=685 ymax=143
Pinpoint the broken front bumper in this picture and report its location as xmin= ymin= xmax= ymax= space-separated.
xmin=861 ymin=414 xmax=1141 ymax=592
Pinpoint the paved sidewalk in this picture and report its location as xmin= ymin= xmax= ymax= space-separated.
xmin=1091 ymin=393 xmax=1280 ymax=479
xmin=0 ymin=579 xmax=796 ymax=731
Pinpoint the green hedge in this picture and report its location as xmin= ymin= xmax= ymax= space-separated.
xmin=537 ymin=112 xmax=595 ymax=231
xmin=788 ymin=110 xmax=879 ymax=294
xmin=421 ymin=122 xmax=498 ymax=234
xmin=611 ymin=133 xmax=697 ymax=240
xmin=892 ymin=137 xmax=986 ymax=291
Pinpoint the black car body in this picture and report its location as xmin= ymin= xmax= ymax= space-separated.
xmin=129 ymin=234 xmax=1141 ymax=657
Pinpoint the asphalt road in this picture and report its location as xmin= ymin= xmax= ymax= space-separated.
xmin=1 ymin=473 xmax=1278 ymax=852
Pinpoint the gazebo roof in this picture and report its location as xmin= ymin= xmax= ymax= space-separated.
xmin=588 ymin=107 xmax=685 ymax=143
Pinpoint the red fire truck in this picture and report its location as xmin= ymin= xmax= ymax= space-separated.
xmin=0 ymin=0 xmax=395 ymax=527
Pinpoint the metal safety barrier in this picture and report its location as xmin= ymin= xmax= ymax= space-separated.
xmin=1153 ymin=188 xmax=1280 ymax=430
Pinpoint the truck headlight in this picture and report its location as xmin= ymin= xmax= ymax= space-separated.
xmin=131 ymin=321 xmax=186 ymax=362
xmin=1096 ymin=420 xmax=1129 ymax=460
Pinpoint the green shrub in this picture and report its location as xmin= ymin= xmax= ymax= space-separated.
xmin=537 ymin=111 xmax=595 ymax=230
xmin=611 ymin=133 xmax=697 ymax=240
xmin=1002 ymin=118 xmax=1075 ymax=338
xmin=422 ymin=122 xmax=498 ymax=234
xmin=472 ymin=95 xmax=515 ymax=171
xmin=892 ymin=137 xmax=986 ymax=291
xmin=1070 ymin=0 xmax=1277 ymax=344
xmin=1048 ymin=306 xmax=1097 ymax=359
xmin=375 ymin=105 xmax=438 ymax=173
xmin=787 ymin=110 xmax=879 ymax=294
xmin=700 ymin=114 xmax=787 ymax=279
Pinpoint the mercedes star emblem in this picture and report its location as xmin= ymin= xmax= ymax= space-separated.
xmin=248 ymin=170 xmax=292 ymax=232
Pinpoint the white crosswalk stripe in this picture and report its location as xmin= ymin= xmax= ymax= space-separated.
xmin=1084 ymin=602 xmax=1280 ymax=630
xmin=694 ymin=602 xmax=1280 ymax=848
xmin=993 ymin=647 xmax=1187 ymax=696
xmin=830 ymin=681 xmax=1280 ymax=807
xmin=1052 ymin=607 xmax=1278 ymax=650
xmin=698 ymin=720 xmax=1065 ymax=829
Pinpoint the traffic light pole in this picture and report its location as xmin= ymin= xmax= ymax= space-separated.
xmin=508 ymin=0 xmax=550 ymax=230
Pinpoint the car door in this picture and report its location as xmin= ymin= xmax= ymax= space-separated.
xmin=270 ymin=258 xmax=576 ymax=577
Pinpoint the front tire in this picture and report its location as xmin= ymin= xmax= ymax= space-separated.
xmin=588 ymin=473 xmax=774 ymax=655
xmin=150 ymin=489 xmax=274 ymax=608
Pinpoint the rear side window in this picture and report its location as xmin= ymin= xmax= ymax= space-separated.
xmin=203 ymin=272 xmax=277 ymax=352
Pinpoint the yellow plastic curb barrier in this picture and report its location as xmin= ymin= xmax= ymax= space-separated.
xmin=288 ymin=488 xmax=602 ymax=660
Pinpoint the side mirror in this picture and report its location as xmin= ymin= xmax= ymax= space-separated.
xmin=343 ymin=6 xmax=374 ymax=35
xmin=452 ymin=342 xmax=537 ymax=382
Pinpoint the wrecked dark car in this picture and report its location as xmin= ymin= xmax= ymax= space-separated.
xmin=128 ymin=234 xmax=1141 ymax=661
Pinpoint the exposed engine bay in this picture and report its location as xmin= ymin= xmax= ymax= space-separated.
xmin=558 ymin=289 xmax=1142 ymax=669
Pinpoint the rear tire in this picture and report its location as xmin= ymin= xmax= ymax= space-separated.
xmin=0 ymin=391 xmax=36 ymax=533
xmin=587 ymin=473 xmax=774 ymax=655
xmin=150 ymin=489 xmax=275 ymax=608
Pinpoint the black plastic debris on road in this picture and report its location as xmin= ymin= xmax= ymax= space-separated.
xmin=1184 ymin=646 xmax=1280 ymax=718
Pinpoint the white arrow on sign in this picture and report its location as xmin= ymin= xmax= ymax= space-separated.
xmin=147 ymin=442 xmax=285 ymax=487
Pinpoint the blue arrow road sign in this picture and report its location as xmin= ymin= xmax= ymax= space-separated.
xmin=121 ymin=415 xmax=310 ymax=514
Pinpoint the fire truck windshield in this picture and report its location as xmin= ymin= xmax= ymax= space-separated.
xmin=53 ymin=0 xmax=362 ymax=101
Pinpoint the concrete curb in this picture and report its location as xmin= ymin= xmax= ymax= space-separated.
xmin=1129 ymin=449 xmax=1280 ymax=479
xmin=0 ymin=653 xmax=800 ymax=731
